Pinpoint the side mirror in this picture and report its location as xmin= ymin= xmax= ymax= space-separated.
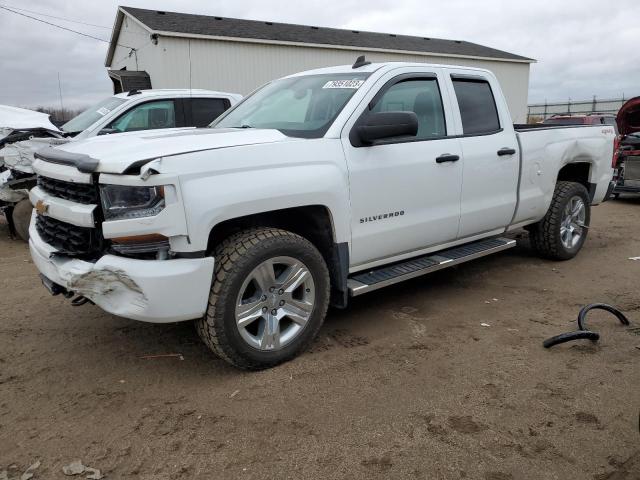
xmin=357 ymin=111 xmax=419 ymax=145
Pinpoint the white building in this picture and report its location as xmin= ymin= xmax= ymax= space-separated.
xmin=106 ymin=7 xmax=534 ymax=122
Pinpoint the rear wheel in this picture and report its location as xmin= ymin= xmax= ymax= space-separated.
xmin=195 ymin=227 xmax=330 ymax=370
xmin=12 ymin=199 xmax=32 ymax=242
xmin=528 ymin=181 xmax=590 ymax=260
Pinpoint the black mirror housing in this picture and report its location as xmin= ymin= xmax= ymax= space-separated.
xmin=356 ymin=111 xmax=419 ymax=145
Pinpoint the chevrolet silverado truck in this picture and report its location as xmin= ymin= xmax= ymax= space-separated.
xmin=1 ymin=89 xmax=241 ymax=240
xmin=27 ymin=60 xmax=616 ymax=369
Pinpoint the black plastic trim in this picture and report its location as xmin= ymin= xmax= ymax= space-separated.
xmin=172 ymin=250 xmax=206 ymax=259
xmin=436 ymin=154 xmax=460 ymax=163
xmin=330 ymin=242 xmax=350 ymax=309
xmin=588 ymin=182 xmax=597 ymax=202
xmin=514 ymin=124 xmax=597 ymax=132
xmin=450 ymin=73 xmax=488 ymax=81
xmin=34 ymin=149 xmax=100 ymax=173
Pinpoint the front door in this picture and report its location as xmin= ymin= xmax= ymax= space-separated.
xmin=342 ymin=69 xmax=464 ymax=267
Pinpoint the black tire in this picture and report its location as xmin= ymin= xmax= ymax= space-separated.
xmin=195 ymin=227 xmax=330 ymax=370
xmin=528 ymin=181 xmax=591 ymax=260
xmin=12 ymin=199 xmax=32 ymax=242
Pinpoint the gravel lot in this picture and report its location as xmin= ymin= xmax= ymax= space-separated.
xmin=1 ymin=199 xmax=639 ymax=480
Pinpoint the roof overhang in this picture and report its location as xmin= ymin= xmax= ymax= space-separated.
xmin=107 ymin=7 xmax=535 ymax=67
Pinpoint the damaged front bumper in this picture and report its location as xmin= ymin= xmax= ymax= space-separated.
xmin=29 ymin=221 xmax=215 ymax=323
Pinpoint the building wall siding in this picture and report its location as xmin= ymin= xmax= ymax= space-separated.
xmin=111 ymin=29 xmax=530 ymax=122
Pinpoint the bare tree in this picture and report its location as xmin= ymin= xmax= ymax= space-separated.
xmin=33 ymin=106 xmax=85 ymax=126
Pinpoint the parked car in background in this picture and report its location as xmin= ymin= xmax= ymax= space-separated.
xmin=542 ymin=113 xmax=618 ymax=131
xmin=27 ymin=61 xmax=615 ymax=369
xmin=0 ymin=106 xmax=64 ymax=240
xmin=612 ymin=96 xmax=640 ymax=197
xmin=0 ymin=89 xmax=242 ymax=240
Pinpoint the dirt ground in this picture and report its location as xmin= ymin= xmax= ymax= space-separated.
xmin=1 ymin=199 xmax=639 ymax=480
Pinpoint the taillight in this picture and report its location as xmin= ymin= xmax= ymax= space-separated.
xmin=612 ymin=135 xmax=621 ymax=168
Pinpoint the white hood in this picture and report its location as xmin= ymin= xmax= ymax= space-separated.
xmin=0 ymin=105 xmax=60 ymax=132
xmin=45 ymin=128 xmax=295 ymax=173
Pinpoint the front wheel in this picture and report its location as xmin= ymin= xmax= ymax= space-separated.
xmin=528 ymin=181 xmax=591 ymax=260
xmin=195 ymin=227 xmax=330 ymax=370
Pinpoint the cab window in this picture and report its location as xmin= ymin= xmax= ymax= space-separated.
xmin=190 ymin=98 xmax=230 ymax=127
xmin=452 ymin=79 xmax=501 ymax=135
xmin=370 ymin=78 xmax=446 ymax=139
xmin=107 ymin=100 xmax=176 ymax=133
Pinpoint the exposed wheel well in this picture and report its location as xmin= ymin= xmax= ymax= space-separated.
xmin=557 ymin=162 xmax=591 ymax=189
xmin=207 ymin=206 xmax=349 ymax=308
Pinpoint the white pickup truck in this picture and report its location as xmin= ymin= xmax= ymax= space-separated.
xmin=28 ymin=61 xmax=616 ymax=369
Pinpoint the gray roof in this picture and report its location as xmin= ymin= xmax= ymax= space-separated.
xmin=116 ymin=6 xmax=533 ymax=63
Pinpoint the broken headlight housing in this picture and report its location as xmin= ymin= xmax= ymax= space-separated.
xmin=100 ymin=184 xmax=165 ymax=220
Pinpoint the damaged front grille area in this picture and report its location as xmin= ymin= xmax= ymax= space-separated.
xmin=37 ymin=176 xmax=99 ymax=204
xmin=36 ymin=215 xmax=104 ymax=257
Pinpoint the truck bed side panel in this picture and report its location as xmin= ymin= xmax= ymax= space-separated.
xmin=513 ymin=126 xmax=615 ymax=225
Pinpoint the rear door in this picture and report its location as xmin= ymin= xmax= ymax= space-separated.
xmin=445 ymin=70 xmax=519 ymax=237
xmin=342 ymin=67 xmax=464 ymax=267
xmin=186 ymin=97 xmax=232 ymax=127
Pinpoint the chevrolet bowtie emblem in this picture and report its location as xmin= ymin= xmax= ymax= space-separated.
xmin=35 ymin=199 xmax=49 ymax=215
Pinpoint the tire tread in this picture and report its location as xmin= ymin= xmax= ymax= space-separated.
xmin=528 ymin=181 xmax=590 ymax=260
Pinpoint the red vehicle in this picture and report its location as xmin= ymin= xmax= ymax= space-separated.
xmin=543 ymin=113 xmax=618 ymax=131
xmin=612 ymin=97 xmax=640 ymax=197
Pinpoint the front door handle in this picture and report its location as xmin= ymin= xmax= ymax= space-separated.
xmin=436 ymin=154 xmax=460 ymax=163
xmin=497 ymin=147 xmax=517 ymax=156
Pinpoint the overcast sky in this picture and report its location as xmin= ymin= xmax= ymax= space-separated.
xmin=1 ymin=0 xmax=638 ymax=109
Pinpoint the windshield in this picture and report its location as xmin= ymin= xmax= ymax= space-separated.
xmin=61 ymin=97 xmax=127 ymax=134
xmin=212 ymin=73 xmax=370 ymax=138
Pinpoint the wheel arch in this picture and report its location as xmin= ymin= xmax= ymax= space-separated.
xmin=557 ymin=161 xmax=596 ymax=201
xmin=206 ymin=205 xmax=349 ymax=308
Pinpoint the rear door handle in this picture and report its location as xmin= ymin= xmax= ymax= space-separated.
xmin=497 ymin=147 xmax=517 ymax=156
xmin=436 ymin=154 xmax=460 ymax=163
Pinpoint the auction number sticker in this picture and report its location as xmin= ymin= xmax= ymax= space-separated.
xmin=96 ymin=107 xmax=111 ymax=116
xmin=322 ymin=79 xmax=365 ymax=89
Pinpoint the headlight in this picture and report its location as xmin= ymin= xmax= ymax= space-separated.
xmin=100 ymin=184 xmax=165 ymax=220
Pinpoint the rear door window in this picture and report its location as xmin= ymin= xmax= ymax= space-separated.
xmin=190 ymin=98 xmax=231 ymax=127
xmin=452 ymin=78 xmax=501 ymax=135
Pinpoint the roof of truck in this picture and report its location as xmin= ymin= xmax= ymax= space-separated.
xmin=286 ymin=62 xmax=493 ymax=77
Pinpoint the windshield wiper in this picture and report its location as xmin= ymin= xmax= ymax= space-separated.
xmin=240 ymin=124 xmax=253 ymax=129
